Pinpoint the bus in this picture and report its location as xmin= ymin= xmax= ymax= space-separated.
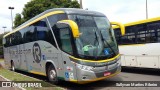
xmin=3 ymin=8 xmax=125 ymax=84
xmin=114 ymin=17 xmax=160 ymax=69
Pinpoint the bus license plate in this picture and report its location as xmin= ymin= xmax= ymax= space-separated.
xmin=104 ymin=72 xmax=111 ymax=76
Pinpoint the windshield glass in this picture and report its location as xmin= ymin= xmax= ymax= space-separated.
xmin=68 ymin=15 xmax=118 ymax=59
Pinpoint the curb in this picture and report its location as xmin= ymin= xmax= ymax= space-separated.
xmin=0 ymin=70 xmax=65 ymax=90
xmin=0 ymin=75 xmax=26 ymax=90
xmin=0 ymin=61 xmax=65 ymax=90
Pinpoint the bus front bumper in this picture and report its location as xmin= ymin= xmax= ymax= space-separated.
xmin=71 ymin=62 xmax=121 ymax=84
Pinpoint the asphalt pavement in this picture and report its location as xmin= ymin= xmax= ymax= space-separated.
xmin=1 ymin=61 xmax=160 ymax=90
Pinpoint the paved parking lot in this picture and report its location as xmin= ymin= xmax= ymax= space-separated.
xmin=1 ymin=61 xmax=160 ymax=90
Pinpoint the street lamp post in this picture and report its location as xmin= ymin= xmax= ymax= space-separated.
xmin=80 ymin=0 xmax=83 ymax=9
xmin=146 ymin=0 xmax=148 ymax=19
xmin=8 ymin=6 xmax=14 ymax=30
xmin=2 ymin=26 xmax=7 ymax=34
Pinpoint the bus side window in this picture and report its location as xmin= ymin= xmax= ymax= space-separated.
xmin=3 ymin=38 xmax=6 ymax=47
xmin=45 ymin=23 xmax=57 ymax=48
xmin=16 ymin=31 xmax=22 ymax=45
xmin=5 ymin=36 xmax=9 ymax=47
xmin=47 ymin=14 xmax=67 ymax=28
xmin=47 ymin=14 xmax=67 ymax=48
xmin=8 ymin=35 xmax=12 ymax=46
xmin=158 ymin=29 xmax=160 ymax=42
xmin=53 ymin=24 xmax=73 ymax=54
xmin=59 ymin=27 xmax=73 ymax=54
xmin=36 ymin=20 xmax=47 ymax=41
xmin=13 ymin=32 xmax=19 ymax=45
xmin=25 ymin=26 xmax=36 ymax=43
xmin=35 ymin=18 xmax=57 ymax=48
xmin=4 ymin=37 xmax=8 ymax=47
xmin=147 ymin=21 xmax=160 ymax=43
xmin=9 ymin=34 xmax=13 ymax=46
xmin=114 ymin=29 xmax=121 ymax=44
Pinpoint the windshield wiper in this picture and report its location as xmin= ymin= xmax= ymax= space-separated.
xmin=94 ymin=31 xmax=100 ymax=59
xmin=100 ymin=30 xmax=116 ymax=57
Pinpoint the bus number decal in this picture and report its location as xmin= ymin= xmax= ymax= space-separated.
xmin=33 ymin=43 xmax=41 ymax=63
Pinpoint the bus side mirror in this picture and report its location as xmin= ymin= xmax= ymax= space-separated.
xmin=111 ymin=22 xmax=125 ymax=36
xmin=57 ymin=20 xmax=80 ymax=38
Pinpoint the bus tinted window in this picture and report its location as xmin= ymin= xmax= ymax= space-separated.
xmin=114 ymin=28 xmax=121 ymax=44
xmin=147 ymin=21 xmax=160 ymax=42
xmin=19 ymin=28 xmax=26 ymax=44
xmin=53 ymin=24 xmax=73 ymax=54
xmin=60 ymin=28 xmax=73 ymax=54
xmin=16 ymin=31 xmax=22 ymax=45
xmin=136 ymin=24 xmax=146 ymax=43
xmin=25 ymin=26 xmax=36 ymax=43
xmin=47 ymin=14 xmax=67 ymax=28
xmin=4 ymin=18 xmax=57 ymax=47
xmin=36 ymin=19 xmax=57 ymax=48
xmin=114 ymin=21 xmax=160 ymax=45
xmin=36 ymin=19 xmax=47 ymax=40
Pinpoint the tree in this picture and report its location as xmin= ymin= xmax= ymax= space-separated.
xmin=14 ymin=13 xmax=22 ymax=28
xmin=0 ymin=32 xmax=9 ymax=56
xmin=14 ymin=0 xmax=80 ymax=28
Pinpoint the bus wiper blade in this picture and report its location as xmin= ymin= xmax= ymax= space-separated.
xmin=100 ymin=31 xmax=116 ymax=56
xmin=94 ymin=31 xmax=99 ymax=59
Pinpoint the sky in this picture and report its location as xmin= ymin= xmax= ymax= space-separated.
xmin=1 ymin=0 xmax=160 ymax=34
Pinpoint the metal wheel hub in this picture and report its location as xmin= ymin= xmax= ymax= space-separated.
xmin=49 ymin=70 xmax=56 ymax=79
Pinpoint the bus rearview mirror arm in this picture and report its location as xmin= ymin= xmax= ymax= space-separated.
xmin=111 ymin=22 xmax=125 ymax=36
xmin=58 ymin=20 xmax=80 ymax=38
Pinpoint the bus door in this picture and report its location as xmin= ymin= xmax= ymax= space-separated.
xmin=56 ymin=54 xmax=64 ymax=78
xmin=54 ymin=23 xmax=77 ymax=81
xmin=19 ymin=44 xmax=28 ymax=71
xmin=57 ymin=51 xmax=76 ymax=81
xmin=61 ymin=54 xmax=76 ymax=81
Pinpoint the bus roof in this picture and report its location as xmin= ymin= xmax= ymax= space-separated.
xmin=4 ymin=8 xmax=105 ymax=38
xmin=113 ymin=17 xmax=160 ymax=29
xmin=125 ymin=17 xmax=160 ymax=26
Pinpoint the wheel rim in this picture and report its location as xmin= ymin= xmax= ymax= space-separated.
xmin=49 ymin=70 xmax=56 ymax=80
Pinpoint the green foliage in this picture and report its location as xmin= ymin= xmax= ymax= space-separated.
xmin=14 ymin=13 xmax=22 ymax=28
xmin=14 ymin=0 xmax=80 ymax=28
xmin=0 ymin=32 xmax=9 ymax=56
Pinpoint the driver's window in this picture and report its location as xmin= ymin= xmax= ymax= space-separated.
xmin=59 ymin=27 xmax=73 ymax=54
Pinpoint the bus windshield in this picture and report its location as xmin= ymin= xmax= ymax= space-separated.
xmin=69 ymin=15 xmax=118 ymax=59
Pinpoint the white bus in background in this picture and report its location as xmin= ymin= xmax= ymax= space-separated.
xmin=3 ymin=8 xmax=125 ymax=84
xmin=114 ymin=17 xmax=160 ymax=69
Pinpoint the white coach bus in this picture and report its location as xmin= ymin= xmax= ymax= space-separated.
xmin=114 ymin=17 xmax=160 ymax=69
xmin=3 ymin=8 xmax=125 ymax=84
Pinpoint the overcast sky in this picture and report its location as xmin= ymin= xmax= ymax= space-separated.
xmin=1 ymin=0 xmax=160 ymax=34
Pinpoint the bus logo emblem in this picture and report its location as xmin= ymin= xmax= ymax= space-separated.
xmin=33 ymin=43 xmax=41 ymax=63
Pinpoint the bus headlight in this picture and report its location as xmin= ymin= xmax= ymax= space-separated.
xmin=77 ymin=64 xmax=94 ymax=71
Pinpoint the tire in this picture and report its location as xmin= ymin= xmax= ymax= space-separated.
xmin=47 ymin=65 xmax=59 ymax=84
xmin=11 ymin=61 xmax=15 ymax=71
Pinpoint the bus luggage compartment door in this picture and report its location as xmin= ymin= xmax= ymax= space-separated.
xmin=125 ymin=56 xmax=137 ymax=67
xmin=137 ymin=56 xmax=159 ymax=68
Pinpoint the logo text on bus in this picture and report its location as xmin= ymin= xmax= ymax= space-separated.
xmin=33 ymin=43 xmax=41 ymax=63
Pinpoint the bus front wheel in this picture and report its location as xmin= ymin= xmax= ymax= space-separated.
xmin=47 ymin=65 xmax=59 ymax=84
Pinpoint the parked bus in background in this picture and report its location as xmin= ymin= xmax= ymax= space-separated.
xmin=3 ymin=8 xmax=125 ymax=84
xmin=114 ymin=17 xmax=160 ymax=69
